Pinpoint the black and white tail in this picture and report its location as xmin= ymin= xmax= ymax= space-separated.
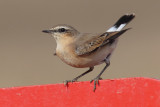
xmin=107 ymin=13 xmax=135 ymax=32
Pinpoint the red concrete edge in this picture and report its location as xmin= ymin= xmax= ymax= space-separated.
xmin=0 ymin=77 xmax=160 ymax=107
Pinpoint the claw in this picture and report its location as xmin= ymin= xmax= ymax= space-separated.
xmin=94 ymin=80 xmax=98 ymax=91
xmin=90 ymin=77 xmax=101 ymax=92
xmin=90 ymin=80 xmax=93 ymax=83
xmin=97 ymin=80 xmax=99 ymax=86
xmin=99 ymin=77 xmax=103 ymax=80
xmin=64 ymin=79 xmax=77 ymax=87
xmin=64 ymin=80 xmax=70 ymax=86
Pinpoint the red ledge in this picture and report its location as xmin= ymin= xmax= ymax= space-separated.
xmin=0 ymin=77 xmax=160 ymax=107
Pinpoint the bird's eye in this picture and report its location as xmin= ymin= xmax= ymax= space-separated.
xmin=58 ymin=28 xmax=66 ymax=32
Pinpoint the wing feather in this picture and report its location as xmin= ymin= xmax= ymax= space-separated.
xmin=75 ymin=28 xmax=130 ymax=55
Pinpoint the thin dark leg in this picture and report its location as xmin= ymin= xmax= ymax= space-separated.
xmin=64 ymin=67 xmax=94 ymax=86
xmin=90 ymin=59 xmax=110 ymax=92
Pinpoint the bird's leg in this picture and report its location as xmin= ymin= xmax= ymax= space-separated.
xmin=90 ymin=58 xmax=110 ymax=92
xmin=64 ymin=67 xmax=94 ymax=86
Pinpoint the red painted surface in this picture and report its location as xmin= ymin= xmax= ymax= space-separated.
xmin=0 ymin=77 xmax=160 ymax=107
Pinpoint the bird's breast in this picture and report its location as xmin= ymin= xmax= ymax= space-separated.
xmin=56 ymin=39 xmax=118 ymax=68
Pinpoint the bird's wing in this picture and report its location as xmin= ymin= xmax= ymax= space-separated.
xmin=75 ymin=28 xmax=130 ymax=56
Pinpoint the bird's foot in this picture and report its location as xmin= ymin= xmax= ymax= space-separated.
xmin=90 ymin=77 xmax=102 ymax=92
xmin=64 ymin=79 xmax=77 ymax=86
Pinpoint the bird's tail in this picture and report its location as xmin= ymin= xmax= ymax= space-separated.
xmin=107 ymin=13 xmax=135 ymax=32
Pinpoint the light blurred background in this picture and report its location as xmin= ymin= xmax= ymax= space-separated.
xmin=0 ymin=0 xmax=160 ymax=88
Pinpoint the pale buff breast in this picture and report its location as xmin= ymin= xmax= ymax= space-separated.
xmin=56 ymin=39 xmax=118 ymax=68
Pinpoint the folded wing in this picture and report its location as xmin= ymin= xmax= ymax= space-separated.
xmin=75 ymin=29 xmax=130 ymax=55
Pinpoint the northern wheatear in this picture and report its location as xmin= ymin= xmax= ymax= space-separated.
xmin=42 ymin=13 xmax=135 ymax=91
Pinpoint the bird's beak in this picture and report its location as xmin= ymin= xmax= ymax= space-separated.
xmin=42 ymin=30 xmax=53 ymax=33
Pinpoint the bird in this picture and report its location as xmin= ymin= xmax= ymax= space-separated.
xmin=42 ymin=13 xmax=135 ymax=91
